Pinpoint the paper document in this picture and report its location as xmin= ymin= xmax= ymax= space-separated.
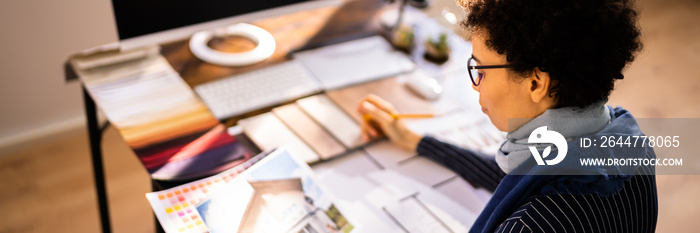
xmin=311 ymin=148 xmax=481 ymax=232
xmin=383 ymin=197 xmax=452 ymax=233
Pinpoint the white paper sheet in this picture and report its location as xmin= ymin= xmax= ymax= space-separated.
xmin=388 ymin=156 xmax=457 ymax=187
xmin=363 ymin=140 xmax=416 ymax=169
xmin=383 ymin=197 xmax=452 ymax=233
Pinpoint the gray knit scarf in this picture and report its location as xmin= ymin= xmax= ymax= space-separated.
xmin=495 ymin=103 xmax=611 ymax=173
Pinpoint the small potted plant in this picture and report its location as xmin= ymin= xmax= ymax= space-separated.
xmin=424 ymin=33 xmax=450 ymax=64
xmin=391 ymin=24 xmax=415 ymax=53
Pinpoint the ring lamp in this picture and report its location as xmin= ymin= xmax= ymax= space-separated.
xmin=189 ymin=23 xmax=276 ymax=66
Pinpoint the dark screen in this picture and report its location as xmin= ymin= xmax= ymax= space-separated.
xmin=112 ymin=0 xmax=308 ymax=40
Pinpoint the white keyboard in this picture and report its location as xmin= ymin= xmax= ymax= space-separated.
xmin=194 ymin=60 xmax=322 ymax=119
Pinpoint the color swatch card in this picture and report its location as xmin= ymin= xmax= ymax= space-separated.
xmin=296 ymin=94 xmax=364 ymax=149
xmin=138 ymin=125 xmax=235 ymax=170
xmin=73 ymin=52 xmax=247 ymax=180
xmin=145 ymin=150 xmax=270 ymax=233
xmin=238 ymin=112 xmax=320 ymax=163
xmin=80 ymin=57 xmax=219 ymax=149
xmin=272 ymin=104 xmax=346 ymax=160
xmin=75 ymin=54 xmax=218 ymax=135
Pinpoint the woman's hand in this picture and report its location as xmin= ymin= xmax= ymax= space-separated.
xmin=357 ymin=94 xmax=422 ymax=151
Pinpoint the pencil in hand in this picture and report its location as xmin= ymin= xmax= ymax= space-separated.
xmin=389 ymin=113 xmax=436 ymax=119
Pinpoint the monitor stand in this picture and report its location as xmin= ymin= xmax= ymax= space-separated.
xmin=189 ymin=23 xmax=276 ymax=67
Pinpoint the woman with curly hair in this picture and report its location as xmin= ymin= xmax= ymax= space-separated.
xmin=358 ymin=0 xmax=657 ymax=232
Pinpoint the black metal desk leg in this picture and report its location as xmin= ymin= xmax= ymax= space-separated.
xmin=83 ymin=87 xmax=112 ymax=233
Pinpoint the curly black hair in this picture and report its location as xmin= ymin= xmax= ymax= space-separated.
xmin=461 ymin=0 xmax=642 ymax=108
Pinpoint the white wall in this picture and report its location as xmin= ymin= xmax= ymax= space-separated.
xmin=0 ymin=0 xmax=118 ymax=149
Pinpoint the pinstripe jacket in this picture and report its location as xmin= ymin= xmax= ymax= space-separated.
xmin=417 ymin=108 xmax=658 ymax=233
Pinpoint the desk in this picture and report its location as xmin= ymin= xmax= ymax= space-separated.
xmin=74 ymin=1 xmax=387 ymax=232
xmin=72 ymin=0 xmax=495 ymax=232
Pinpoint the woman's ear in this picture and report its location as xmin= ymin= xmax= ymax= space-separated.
xmin=529 ymin=68 xmax=552 ymax=104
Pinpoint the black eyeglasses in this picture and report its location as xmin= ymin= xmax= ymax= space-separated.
xmin=467 ymin=56 xmax=511 ymax=86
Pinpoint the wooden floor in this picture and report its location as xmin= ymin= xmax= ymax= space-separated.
xmin=1 ymin=0 xmax=698 ymax=232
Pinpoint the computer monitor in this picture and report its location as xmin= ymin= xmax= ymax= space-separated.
xmin=111 ymin=0 xmax=342 ymax=51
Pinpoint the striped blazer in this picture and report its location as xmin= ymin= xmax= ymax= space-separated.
xmin=417 ymin=136 xmax=658 ymax=233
